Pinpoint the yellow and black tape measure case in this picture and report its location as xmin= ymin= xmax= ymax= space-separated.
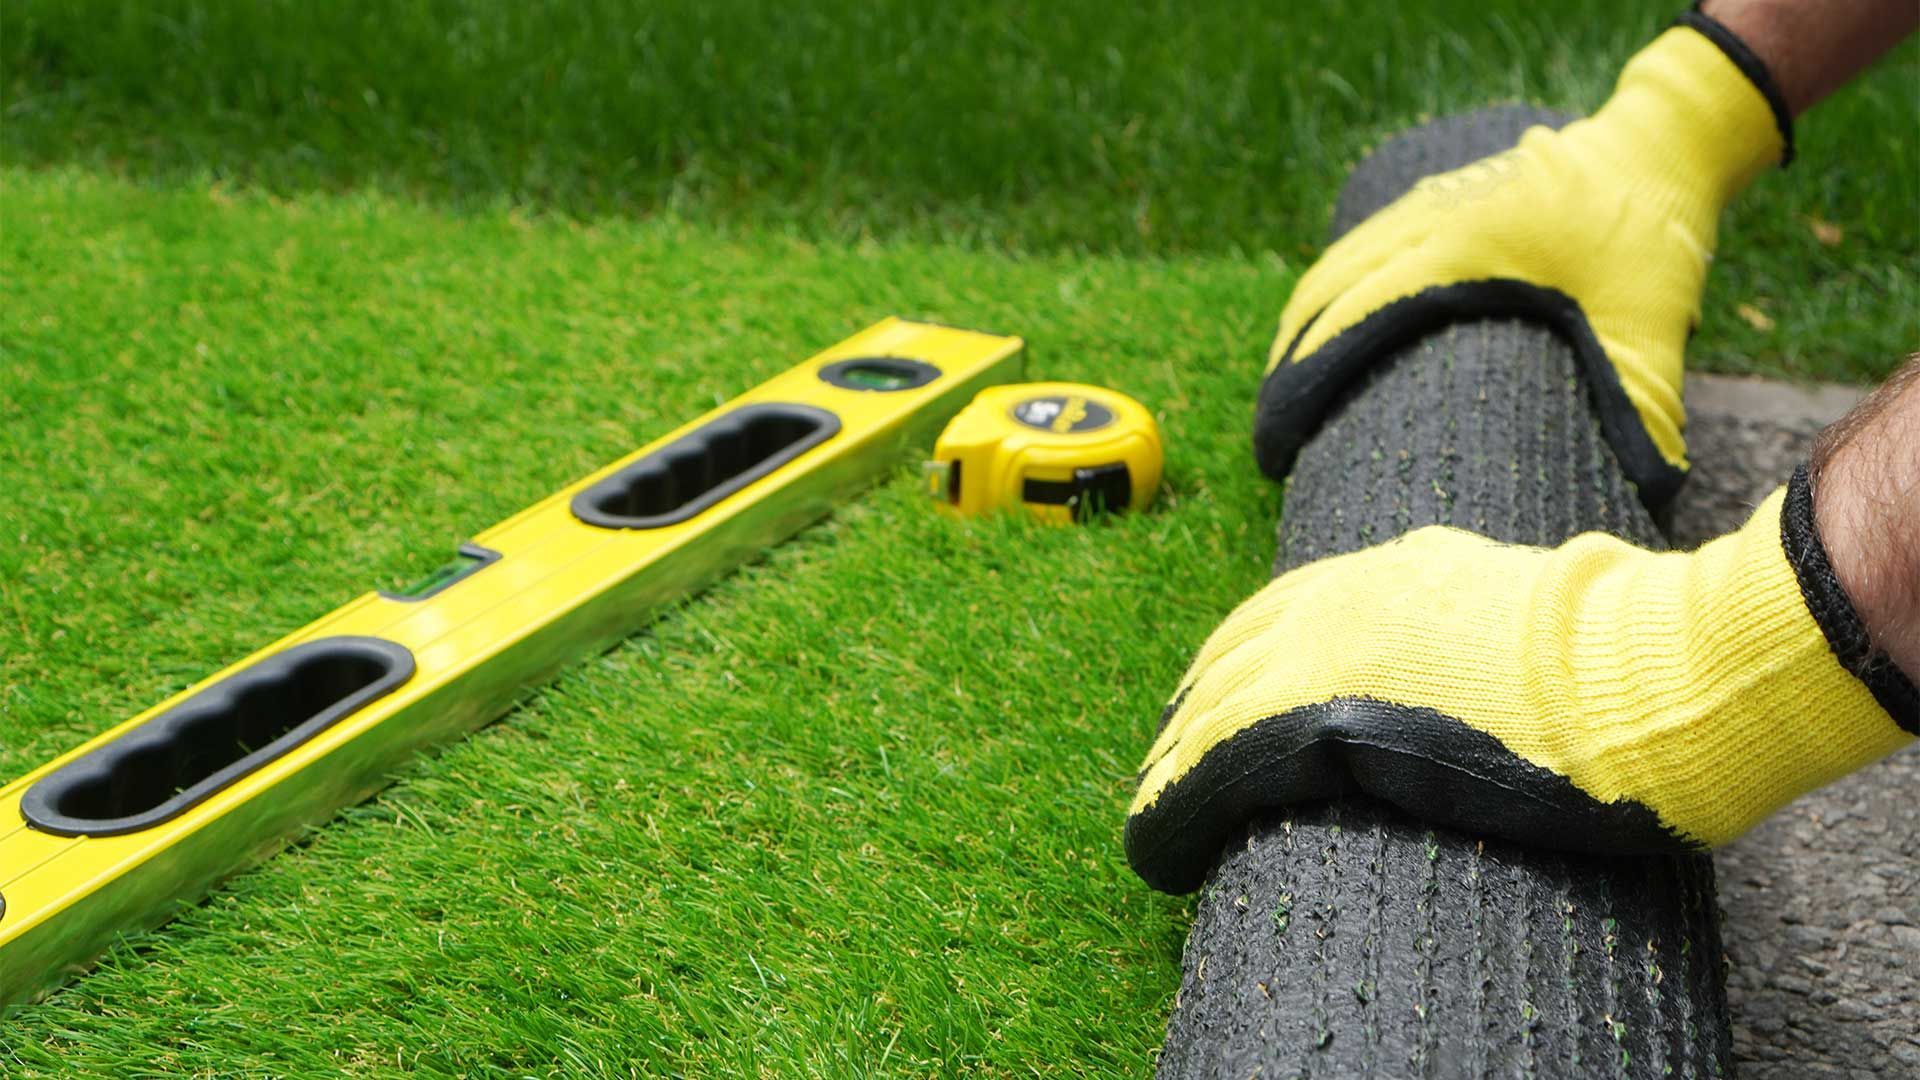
xmin=927 ymin=382 xmax=1163 ymax=524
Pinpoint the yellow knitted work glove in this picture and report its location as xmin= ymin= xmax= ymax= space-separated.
xmin=1126 ymin=468 xmax=1917 ymax=894
xmin=1256 ymin=17 xmax=1791 ymax=508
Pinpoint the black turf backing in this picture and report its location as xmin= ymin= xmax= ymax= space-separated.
xmin=1154 ymin=106 xmax=1732 ymax=1079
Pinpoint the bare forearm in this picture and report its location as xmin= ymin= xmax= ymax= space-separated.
xmin=1701 ymin=0 xmax=1919 ymax=113
xmin=1812 ymin=357 xmax=1920 ymax=680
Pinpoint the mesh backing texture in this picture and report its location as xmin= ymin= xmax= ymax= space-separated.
xmin=1154 ymin=107 xmax=1732 ymax=1079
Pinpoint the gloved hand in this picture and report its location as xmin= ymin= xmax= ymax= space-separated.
xmin=1256 ymin=15 xmax=1792 ymax=508
xmin=1126 ymin=468 xmax=1917 ymax=894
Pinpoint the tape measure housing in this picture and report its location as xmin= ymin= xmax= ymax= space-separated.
xmin=928 ymin=382 xmax=1163 ymax=524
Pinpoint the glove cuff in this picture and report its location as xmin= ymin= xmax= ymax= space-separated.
xmin=1675 ymin=4 xmax=1796 ymax=167
xmin=1783 ymin=465 xmax=1920 ymax=731
xmin=1596 ymin=23 xmax=1789 ymax=209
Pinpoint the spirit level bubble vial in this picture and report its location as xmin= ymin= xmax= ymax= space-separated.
xmin=0 ymin=318 xmax=1024 ymax=1005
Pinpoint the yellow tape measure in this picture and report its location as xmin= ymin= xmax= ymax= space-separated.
xmin=926 ymin=382 xmax=1163 ymax=524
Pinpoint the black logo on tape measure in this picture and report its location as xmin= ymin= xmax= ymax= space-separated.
xmin=1010 ymin=395 xmax=1113 ymax=434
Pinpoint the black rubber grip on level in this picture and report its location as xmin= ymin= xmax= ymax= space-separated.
xmin=21 ymin=636 xmax=416 ymax=837
xmin=1154 ymin=107 xmax=1731 ymax=1078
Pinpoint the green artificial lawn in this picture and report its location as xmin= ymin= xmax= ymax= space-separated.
xmin=1 ymin=2 xmax=1915 ymax=1074
xmin=3 ymin=0 xmax=1915 ymax=381
xmin=1 ymin=168 xmax=1277 ymax=1075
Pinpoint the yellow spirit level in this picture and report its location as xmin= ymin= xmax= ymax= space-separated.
xmin=926 ymin=382 xmax=1162 ymax=524
xmin=0 ymin=318 xmax=1023 ymax=1005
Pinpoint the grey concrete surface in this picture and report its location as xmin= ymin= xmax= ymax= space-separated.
xmin=1669 ymin=374 xmax=1865 ymax=553
xmin=1680 ymin=373 xmax=1920 ymax=1079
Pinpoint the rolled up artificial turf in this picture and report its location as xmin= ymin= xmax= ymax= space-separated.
xmin=1153 ymin=107 xmax=1732 ymax=1079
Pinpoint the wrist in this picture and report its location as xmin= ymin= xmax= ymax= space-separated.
xmin=1810 ymin=372 xmax=1920 ymax=686
xmin=1699 ymin=0 xmax=1920 ymax=116
xmin=1675 ymin=5 xmax=1796 ymax=164
xmin=1585 ymin=24 xmax=1788 ymax=211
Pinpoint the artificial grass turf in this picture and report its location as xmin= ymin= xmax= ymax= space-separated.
xmin=3 ymin=0 xmax=1915 ymax=384
xmin=1 ymin=8 xmax=1913 ymax=1064
xmin=0 ymin=167 xmax=1281 ymax=1075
